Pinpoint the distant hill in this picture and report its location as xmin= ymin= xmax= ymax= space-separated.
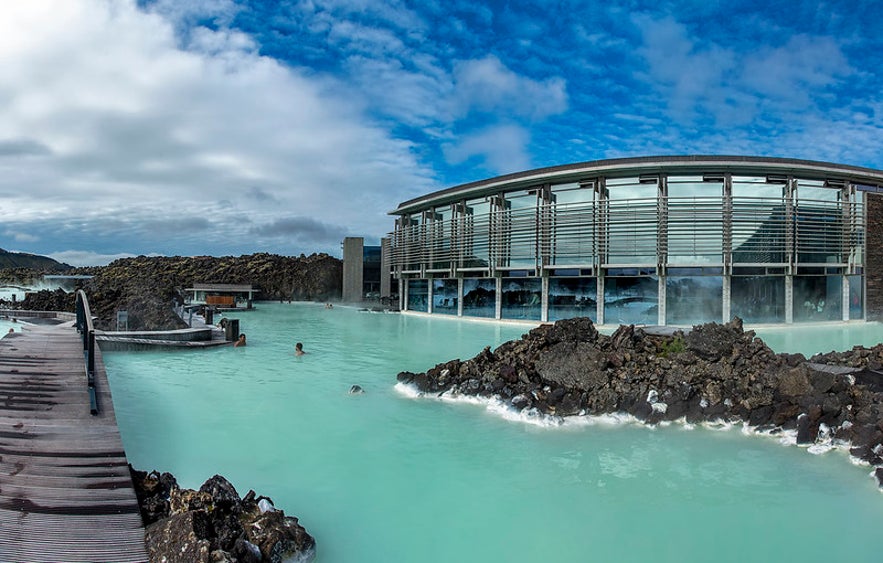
xmin=0 ymin=248 xmax=72 ymax=271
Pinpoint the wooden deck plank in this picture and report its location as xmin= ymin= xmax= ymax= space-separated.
xmin=0 ymin=324 xmax=148 ymax=563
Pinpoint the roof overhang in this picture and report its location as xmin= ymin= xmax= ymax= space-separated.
xmin=390 ymin=155 xmax=883 ymax=216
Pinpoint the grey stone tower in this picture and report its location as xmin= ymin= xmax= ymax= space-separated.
xmin=342 ymin=236 xmax=364 ymax=303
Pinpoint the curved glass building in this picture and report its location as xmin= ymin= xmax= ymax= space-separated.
xmin=387 ymin=156 xmax=883 ymax=326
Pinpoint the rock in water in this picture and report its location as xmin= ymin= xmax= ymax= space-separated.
xmin=394 ymin=316 xmax=883 ymax=490
xmin=131 ymin=466 xmax=316 ymax=562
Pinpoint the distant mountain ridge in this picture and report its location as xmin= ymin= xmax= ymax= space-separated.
xmin=0 ymin=248 xmax=71 ymax=271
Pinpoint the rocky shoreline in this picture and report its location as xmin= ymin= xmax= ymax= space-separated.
xmin=396 ymin=317 xmax=883 ymax=488
xmin=130 ymin=467 xmax=316 ymax=563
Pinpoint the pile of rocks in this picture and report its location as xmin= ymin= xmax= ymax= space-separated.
xmin=397 ymin=317 xmax=883 ymax=486
xmin=19 ymin=288 xmax=76 ymax=312
xmin=130 ymin=467 xmax=315 ymax=563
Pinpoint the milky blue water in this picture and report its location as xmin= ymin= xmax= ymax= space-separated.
xmin=103 ymin=304 xmax=883 ymax=562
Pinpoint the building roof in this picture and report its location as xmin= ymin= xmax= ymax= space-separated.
xmin=185 ymin=284 xmax=256 ymax=292
xmin=391 ymin=155 xmax=883 ymax=215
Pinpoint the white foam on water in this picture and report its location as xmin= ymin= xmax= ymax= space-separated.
xmin=396 ymin=382 xmax=648 ymax=429
xmin=281 ymin=547 xmax=317 ymax=563
xmin=396 ymin=382 xmax=883 ymax=487
xmin=394 ymin=382 xmax=425 ymax=399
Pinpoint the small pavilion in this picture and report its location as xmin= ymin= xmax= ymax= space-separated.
xmin=184 ymin=283 xmax=258 ymax=310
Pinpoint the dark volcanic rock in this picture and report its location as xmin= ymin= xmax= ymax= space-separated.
xmin=397 ymin=316 xmax=883 ymax=489
xmin=145 ymin=511 xmax=213 ymax=563
xmin=20 ymin=288 xmax=76 ymax=312
xmin=536 ymin=341 xmax=610 ymax=391
xmin=131 ymin=466 xmax=315 ymax=562
xmin=684 ymin=319 xmax=742 ymax=360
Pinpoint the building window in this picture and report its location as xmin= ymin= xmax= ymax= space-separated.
xmin=731 ymin=274 xmax=785 ymax=324
xmin=501 ymin=277 xmax=541 ymax=320
xmin=666 ymin=176 xmax=724 ymax=264
xmin=499 ymin=190 xmax=538 ymax=269
xmin=731 ymin=178 xmax=787 ymax=264
xmin=429 ymin=205 xmax=453 ymax=271
xmin=406 ymin=279 xmax=428 ymax=312
xmin=794 ymin=275 xmax=842 ymax=322
xmin=665 ymin=274 xmax=723 ymax=325
xmin=795 ymin=181 xmax=844 ymax=265
xmin=432 ymin=279 xmax=458 ymax=315
xmin=550 ymin=182 xmax=596 ymax=268
xmin=849 ymin=274 xmax=863 ymax=320
xmin=604 ymin=273 xmax=658 ymax=325
xmin=605 ymin=177 xmax=658 ymax=265
xmin=462 ymin=278 xmax=496 ymax=318
xmin=548 ymin=277 xmax=597 ymax=322
xmin=459 ymin=198 xmax=492 ymax=270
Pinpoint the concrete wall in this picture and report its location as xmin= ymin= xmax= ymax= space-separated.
xmin=866 ymin=192 xmax=883 ymax=320
xmin=342 ymin=236 xmax=364 ymax=303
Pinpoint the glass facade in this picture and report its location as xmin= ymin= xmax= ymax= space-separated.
xmin=461 ymin=199 xmax=491 ymax=269
xmin=666 ymin=274 xmax=723 ymax=325
xmin=666 ymin=177 xmax=724 ymax=264
xmin=429 ymin=205 xmax=453 ymax=270
xmin=406 ymin=279 xmax=428 ymax=312
xmin=604 ymin=274 xmax=658 ymax=326
xmin=606 ymin=178 xmax=657 ymax=265
xmin=390 ymin=158 xmax=877 ymax=326
xmin=462 ymin=278 xmax=496 ymax=318
xmin=500 ymin=190 xmax=538 ymax=269
xmin=501 ymin=277 xmax=541 ymax=320
xmin=432 ymin=278 xmax=458 ymax=315
xmin=731 ymin=274 xmax=786 ymax=324
xmin=793 ymin=275 xmax=842 ymax=322
xmin=849 ymin=274 xmax=863 ymax=320
xmin=550 ymin=183 xmax=596 ymax=267
xmin=548 ymin=277 xmax=597 ymax=322
xmin=731 ymin=179 xmax=787 ymax=264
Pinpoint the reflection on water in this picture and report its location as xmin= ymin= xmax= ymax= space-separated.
xmin=103 ymin=303 xmax=883 ymax=563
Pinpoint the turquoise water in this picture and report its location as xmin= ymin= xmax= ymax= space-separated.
xmin=104 ymin=304 xmax=883 ymax=562
xmin=0 ymin=319 xmax=23 ymax=335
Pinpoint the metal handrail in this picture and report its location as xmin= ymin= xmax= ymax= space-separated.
xmin=75 ymin=290 xmax=98 ymax=415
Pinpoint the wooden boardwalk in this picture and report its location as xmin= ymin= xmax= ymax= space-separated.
xmin=0 ymin=322 xmax=148 ymax=562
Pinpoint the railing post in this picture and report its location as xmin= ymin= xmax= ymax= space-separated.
xmin=87 ymin=327 xmax=97 ymax=415
xmin=76 ymin=290 xmax=99 ymax=415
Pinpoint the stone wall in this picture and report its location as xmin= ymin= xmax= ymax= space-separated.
xmin=866 ymin=192 xmax=883 ymax=320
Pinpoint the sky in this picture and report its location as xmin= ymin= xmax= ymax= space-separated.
xmin=0 ymin=0 xmax=881 ymax=266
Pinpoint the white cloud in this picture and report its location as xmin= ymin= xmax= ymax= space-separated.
xmin=740 ymin=34 xmax=853 ymax=102
xmin=451 ymin=55 xmax=568 ymax=120
xmin=0 ymin=0 xmax=435 ymax=256
xmin=4 ymin=230 xmax=39 ymax=243
xmin=443 ymin=124 xmax=532 ymax=174
xmin=631 ymin=14 xmax=738 ymax=123
xmin=46 ymin=250 xmax=153 ymax=267
xmin=631 ymin=14 xmax=856 ymax=127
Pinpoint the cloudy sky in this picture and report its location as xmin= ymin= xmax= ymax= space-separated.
xmin=0 ymin=0 xmax=881 ymax=265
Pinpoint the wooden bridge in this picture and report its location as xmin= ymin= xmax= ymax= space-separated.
xmin=0 ymin=295 xmax=148 ymax=562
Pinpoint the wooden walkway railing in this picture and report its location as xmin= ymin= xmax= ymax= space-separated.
xmin=0 ymin=309 xmax=148 ymax=562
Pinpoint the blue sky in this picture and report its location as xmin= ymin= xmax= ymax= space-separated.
xmin=0 ymin=0 xmax=880 ymax=265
